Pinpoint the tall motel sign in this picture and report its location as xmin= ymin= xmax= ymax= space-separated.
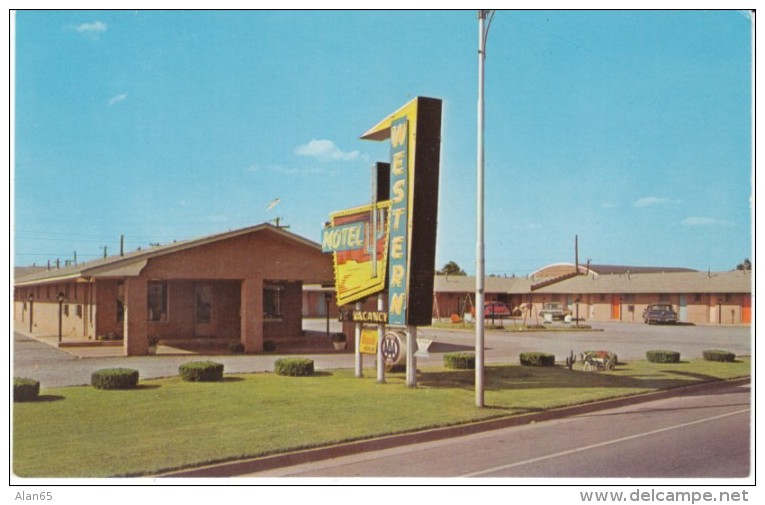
xmin=321 ymin=97 xmax=442 ymax=386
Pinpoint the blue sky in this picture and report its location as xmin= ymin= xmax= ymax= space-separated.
xmin=12 ymin=10 xmax=753 ymax=276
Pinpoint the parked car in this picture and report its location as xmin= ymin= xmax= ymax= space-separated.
xmin=643 ymin=304 xmax=678 ymax=324
xmin=473 ymin=301 xmax=513 ymax=319
xmin=539 ymin=302 xmax=573 ymax=321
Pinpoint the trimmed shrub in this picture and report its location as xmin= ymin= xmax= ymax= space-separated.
xmin=275 ymin=358 xmax=314 ymax=377
xmin=702 ymin=349 xmax=736 ymax=362
xmin=179 ymin=361 xmax=225 ymax=382
xmin=520 ymin=352 xmax=556 ymax=367
xmin=228 ymin=341 xmax=245 ymax=354
xmin=91 ymin=368 xmax=139 ymax=390
xmin=14 ymin=377 xmax=40 ymax=402
xmin=646 ymin=350 xmax=681 ymax=363
xmin=443 ymin=352 xmax=476 ymax=369
xmin=263 ymin=340 xmax=277 ymax=352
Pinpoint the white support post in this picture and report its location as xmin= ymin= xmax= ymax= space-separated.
xmin=377 ymin=293 xmax=385 ymax=383
xmin=355 ymin=301 xmax=363 ymax=377
xmin=406 ymin=325 xmax=417 ymax=387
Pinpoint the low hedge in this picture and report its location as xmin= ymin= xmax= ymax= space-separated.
xmin=443 ymin=352 xmax=476 ymax=369
xmin=275 ymin=358 xmax=314 ymax=376
xmin=91 ymin=368 xmax=139 ymax=390
xmin=520 ymin=352 xmax=556 ymax=367
xmin=702 ymin=349 xmax=736 ymax=362
xmin=646 ymin=350 xmax=681 ymax=363
xmin=179 ymin=361 xmax=224 ymax=382
xmin=14 ymin=377 xmax=40 ymax=402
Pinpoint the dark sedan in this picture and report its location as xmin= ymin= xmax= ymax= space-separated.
xmin=643 ymin=304 xmax=678 ymax=324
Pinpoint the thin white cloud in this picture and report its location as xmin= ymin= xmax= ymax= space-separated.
xmin=76 ymin=21 xmax=107 ymax=37
xmin=681 ymin=216 xmax=731 ymax=226
xmin=295 ymin=139 xmax=360 ymax=162
xmin=246 ymin=163 xmax=327 ymax=175
xmin=510 ymin=222 xmax=542 ymax=231
xmin=633 ymin=196 xmax=680 ymax=208
xmin=108 ymin=94 xmax=128 ymax=106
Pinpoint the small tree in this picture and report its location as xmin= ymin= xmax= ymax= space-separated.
xmin=437 ymin=261 xmax=466 ymax=276
xmin=736 ymin=258 xmax=751 ymax=271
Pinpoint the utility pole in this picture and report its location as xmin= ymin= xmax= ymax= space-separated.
xmin=475 ymin=9 xmax=494 ymax=408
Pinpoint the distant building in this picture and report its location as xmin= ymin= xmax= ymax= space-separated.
xmin=433 ymin=263 xmax=751 ymax=325
xmin=13 ymin=223 xmax=334 ymax=355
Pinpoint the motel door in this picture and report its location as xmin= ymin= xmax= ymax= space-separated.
xmin=742 ymin=294 xmax=751 ymax=324
xmin=610 ymin=295 xmax=621 ymax=320
xmin=194 ymin=283 xmax=213 ymax=337
xmin=678 ymin=294 xmax=687 ymax=323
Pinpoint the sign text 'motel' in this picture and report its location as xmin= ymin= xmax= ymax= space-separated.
xmin=323 ymin=96 xmax=441 ymax=326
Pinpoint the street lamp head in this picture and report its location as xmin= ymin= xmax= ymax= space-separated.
xmin=57 ymin=292 xmax=66 ymax=303
xmin=28 ymin=293 xmax=34 ymax=301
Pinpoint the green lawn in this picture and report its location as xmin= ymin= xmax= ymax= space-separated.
xmin=13 ymin=358 xmax=750 ymax=478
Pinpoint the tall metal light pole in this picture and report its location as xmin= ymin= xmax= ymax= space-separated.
xmin=475 ymin=10 xmax=494 ymax=408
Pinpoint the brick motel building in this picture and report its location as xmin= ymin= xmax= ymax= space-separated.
xmin=14 ymin=224 xmax=751 ymax=357
xmin=13 ymin=223 xmax=335 ymax=356
xmin=431 ymin=263 xmax=752 ymax=326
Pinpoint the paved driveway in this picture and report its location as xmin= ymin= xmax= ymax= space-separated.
xmin=418 ymin=320 xmax=752 ymax=365
xmin=12 ymin=331 xmax=356 ymax=388
xmin=13 ymin=320 xmax=751 ymax=389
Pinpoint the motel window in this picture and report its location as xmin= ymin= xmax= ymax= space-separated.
xmin=117 ymin=282 xmax=125 ymax=322
xmin=264 ymin=284 xmax=283 ymax=320
xmin=147 ymin=281 xmax=168 ymax=322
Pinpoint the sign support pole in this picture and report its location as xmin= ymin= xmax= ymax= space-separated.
xmin=406 ymin=325 xmax=417 ymax=387
xmin=355 ymin=300 xmax=363 ymax=377
xmin=377 ymin=293 xmax=386 ymax=383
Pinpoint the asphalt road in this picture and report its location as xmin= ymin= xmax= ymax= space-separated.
xmin=242 ymin=380 xmax=751 ymax=478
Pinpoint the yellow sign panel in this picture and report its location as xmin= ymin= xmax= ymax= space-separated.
xmin=359 ymin=328 xmax=378 ymax=355
xmin=326 ymin=201 xmax=390 ymax=307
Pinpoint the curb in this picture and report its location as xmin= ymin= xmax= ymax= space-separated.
xmin=160 ymin=376 xmax=750 ymax=478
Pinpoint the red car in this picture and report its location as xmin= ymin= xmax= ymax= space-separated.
xmin=474 ymin=301 xmax=512 ymax=319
